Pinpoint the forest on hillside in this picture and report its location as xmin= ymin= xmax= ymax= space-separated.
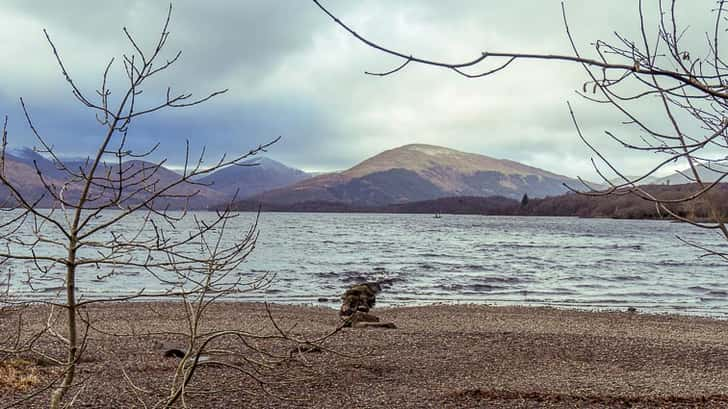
xmin=519 ymin=184 xmax=728 ymax=220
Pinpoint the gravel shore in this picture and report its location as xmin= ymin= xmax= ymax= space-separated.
xmin=3 ymin=302 xmax=728 ymax=408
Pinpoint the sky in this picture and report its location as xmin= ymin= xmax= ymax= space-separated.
xmin=0 ymin=1 xmax=720 ymax=180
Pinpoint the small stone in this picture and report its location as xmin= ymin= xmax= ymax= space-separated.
xmin=290 ymin=345 xmax=323 ymax=355
xmin=317 ymin=297 xmax=329 ymax=303
xmin=627 ymin=307 xmax=637 ymax=313
xmin=163 ymin=349 xmax=186 ymax=358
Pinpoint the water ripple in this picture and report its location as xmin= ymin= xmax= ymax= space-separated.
xmin=5 ymin=212 xmax=728 ymax=317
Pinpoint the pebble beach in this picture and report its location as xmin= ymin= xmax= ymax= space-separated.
xmin=3 ymin=302 xmax=728 ymax=408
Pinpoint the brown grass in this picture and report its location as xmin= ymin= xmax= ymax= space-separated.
xmin=0 ymin=358 xmax=41 ymax=392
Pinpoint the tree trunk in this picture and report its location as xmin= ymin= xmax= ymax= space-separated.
xmin=50 ymin=247 xmax=77 ymax=409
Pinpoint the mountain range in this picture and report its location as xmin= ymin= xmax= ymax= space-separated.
xmin=0 ymin=144 xmax=716 ymax=210
xmin=0 ymin=148 xmax=306 ymax=209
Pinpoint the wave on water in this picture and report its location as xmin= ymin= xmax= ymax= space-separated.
xmin=6 ymin=213 xmax=728 ymax=317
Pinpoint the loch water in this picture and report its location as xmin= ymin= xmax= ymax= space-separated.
xmin=4 ymin=211 xmax=728 ymax=317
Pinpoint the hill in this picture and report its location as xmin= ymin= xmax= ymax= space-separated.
xmin=254 ymin=144 xmax=580 ymax=207
xmin=197 ymin=157 xmax=309 ymax=199
xmin=0 ymin=149 xmax=310 ymax=209
xmin=653 ymin=164 xmax=726 ymax=186
xmin=519 ymin=183 xmax=728 ymax=219
xmin=0 ymin=151 xmax=226 ymax=209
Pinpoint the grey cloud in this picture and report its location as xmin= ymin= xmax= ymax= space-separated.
xmin=0 ymin=1 xmax=720 ymax=180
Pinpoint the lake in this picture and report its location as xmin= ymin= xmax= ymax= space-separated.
xmin=3 ymin=211 xmax=728 ymax=317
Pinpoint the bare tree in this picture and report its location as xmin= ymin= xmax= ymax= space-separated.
xmin=313 ymin=0 xmax=728 ymax=256
xmin=0 ymin=5 xmax=340 ymax=408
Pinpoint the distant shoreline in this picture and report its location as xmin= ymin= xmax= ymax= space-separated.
xmin=5 ymin=183 xmax=726 ymax=220
xmin=230 ymin=183 xmax=728 ymax=220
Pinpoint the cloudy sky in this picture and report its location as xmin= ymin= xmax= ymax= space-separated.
xmin=0 ymin=1 xmax=718 ymax=179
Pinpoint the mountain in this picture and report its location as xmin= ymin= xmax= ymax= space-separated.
xmin=197 ymin=157 xmax=310 ymax=199
xmin=0 ymin=150 xmax=57 ymax=206
xmin=604 ymin=165 xmax=728 ymax=187
xmin=255 ymin=144 xmax=581 ymax=206
xmin=0 ymin=149 xmax=309 ymax=209
xmin=607 ymin=175 xmax=661 ymax=186
xmin=653 ymin=164 xmax=726 ymax=185
xmin=0 ymin=151 xmax=226 ymax=209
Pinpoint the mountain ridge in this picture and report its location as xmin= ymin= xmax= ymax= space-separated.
xmin=0 ymin=143 xmax=616 ymax=210
xmin=197 ymin=157 xmax=310 ymax=199
xmin=254 ymin=143 xmax=581 ymax=206
xmin=0 ymin=150 xmax=310 ymax=209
